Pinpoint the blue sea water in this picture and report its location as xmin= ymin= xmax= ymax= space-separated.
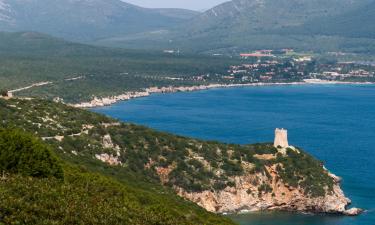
xmin=92 ymin=84 xmax=375 ymax=225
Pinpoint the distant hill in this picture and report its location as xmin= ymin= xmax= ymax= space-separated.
xmin=182 ymin=0 xmax=363 ymax=35
xmin=0 ymin=31 xmax=95 ymax=55
xmin=2 ymin=0 xmax=374 ymax=54
xmin=284 ymin=1 xmax=375 ymax=39
xmin=0 ymin=0 xmax=199 ymax=41
xmin=95 ymin=0 xmax=375 ymax=54
xmin=170 ymin=0 xmax=375 ymax=51
xmin=2 ymin=0 xmax=375 ymax=54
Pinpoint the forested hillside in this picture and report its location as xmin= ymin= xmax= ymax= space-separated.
xmin=0 ymin=0 xmax=198 ymax=42
xmin=0 ymin=31 xmax=242 ymax=103
xmin=98 ymin=0 xmax=375 ymax=54
xmin=284 ymin=1 xmax=375 ymax=39
xmin=1 ymin=0 xmax=375 ymax=54
xmin=182 ymin=0 xmax=361 ymax=35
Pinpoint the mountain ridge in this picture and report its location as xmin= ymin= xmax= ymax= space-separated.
xmin=170 ymin=0 xmax=373 ymax=47
xmin=2 ymin=0 xmax=375 ymax=53
xmin=94 ymin=0 xmax=375 ymax=53
xmin=0 ymin=0 xmax=199 ymax=41
xmin=282 ymin=0 xmax=375 ymax=39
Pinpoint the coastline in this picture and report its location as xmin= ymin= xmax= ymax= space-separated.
xmin=68 ymin=79 xmax=367 ymax=217
xmin=71 ymin=79 xmax=375 ymax=108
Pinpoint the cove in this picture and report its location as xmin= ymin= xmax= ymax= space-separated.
xmin=92 ymin=84 xmax=375 ymax=225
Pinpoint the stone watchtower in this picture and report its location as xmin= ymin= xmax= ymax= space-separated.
xmin=274 ymin=128 xmax=289 ymax=148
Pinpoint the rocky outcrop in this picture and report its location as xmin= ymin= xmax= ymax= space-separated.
xmin=102 ymin=134 xmax=116 ymax=149
xmin=343 ymin=207 xmax=363 ymax=216
xmin=91 ymin=134 xmax=363 ymax=216
xmin=95 ymin=153 xmax=121 ymax=166
xmin=95 ymin=134 xmax=122 ymax=166
xmin=176 ymin=164 xmax=358 ymax=215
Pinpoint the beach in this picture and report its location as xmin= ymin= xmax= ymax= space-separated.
xmin=72 ymin=79 xmax=375 ymax=108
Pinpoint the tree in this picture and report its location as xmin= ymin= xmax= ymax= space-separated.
xmin=0 ymin=128 xmax=63 ymax=179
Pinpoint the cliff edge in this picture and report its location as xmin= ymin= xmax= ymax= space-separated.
xmin=177 ymin=164 xmax=352 ymax=214
xmin=171 ymin=130 xmax=361 ymax=215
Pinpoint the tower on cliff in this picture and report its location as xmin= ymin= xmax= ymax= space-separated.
xmin=274 ymin=128 xmax=289 ymax=148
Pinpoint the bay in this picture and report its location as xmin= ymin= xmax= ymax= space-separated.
xmin=93 ymin=84 xmax=375 ymax=225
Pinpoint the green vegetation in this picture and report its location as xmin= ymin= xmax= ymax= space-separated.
xmin=0 ymin=92 xmax=342 ymax=223
xmin=97 ymin=0 xmax=375 ymax=54
xmin=284 ymin=1 xmax=375 ymax=40
xmin=258 ymin=183 xmax=273 ymax=195
xmin=0 ymin=0 xmax=198 ymax=42
xmin=0 ymin=0 xmax=362 ymax=220
xmin=0 ymin=32 xmax=243 ymax=103
xmin=275 ymin=148 xmax=334 ymax=197
xmin=0 ymin=90 xmax=7 ymax=97
xmin=1 ymin=0 xmax=375 ymax=55
xmin=0 ymin=98 xmax=335 ymax=198
xmin=0 ymin=129 xmax=63 ymax=179
xmin=1 ymin=31 xmax=374 ymax=106
xmin=0 ymin=167 xmax=235 ymax=225
xmin=0 ymin=128 xmax=235 ymax=225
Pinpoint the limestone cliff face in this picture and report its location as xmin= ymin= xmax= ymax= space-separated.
xmin=176 ymin=165 xmax=350 ymax=214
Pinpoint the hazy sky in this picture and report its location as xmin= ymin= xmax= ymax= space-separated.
xmin=124 ymin=0 xmax=229 ymax=11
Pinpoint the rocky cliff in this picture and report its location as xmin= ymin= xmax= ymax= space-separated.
xmin=177 ymin=165 xmax=351 ymax=214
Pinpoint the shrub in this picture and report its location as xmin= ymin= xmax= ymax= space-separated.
xmin=276 ymin=149 xmax=334 ymax=197
xmin=0 ymin=129 xmax=63 ymax=179
xmin=258 ymin=183 xmax=273 ymax=194
xmin=213 ymin=181 xmax=227 ymax=190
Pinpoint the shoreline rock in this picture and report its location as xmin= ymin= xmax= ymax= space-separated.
xmin=343 ymin=208 xmax=364 ymax=216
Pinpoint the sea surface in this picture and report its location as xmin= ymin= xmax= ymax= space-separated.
xmin=93 ymin=84 xmax=375 ymax=225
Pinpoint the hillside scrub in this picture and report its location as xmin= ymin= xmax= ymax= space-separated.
xmin=0 ymin=164 xmax=235 ymax=225
xmin=0 ymin=99 xmax=336 ymax=198
xmin=0 ymin=128 xmax=236 ymax=225
xmin=0 ymin=128 xmax=63 ymax=179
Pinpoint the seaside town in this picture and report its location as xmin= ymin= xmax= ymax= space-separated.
xmin=172 ymin=49 xmax=375 ymax=84
xmin=226 ymin=50 xmax=374 ymax=83
xmin=2 ymin=49 xmax=375 ymax=108
xmin=71 ymin=52 xmax=375 ymax=108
